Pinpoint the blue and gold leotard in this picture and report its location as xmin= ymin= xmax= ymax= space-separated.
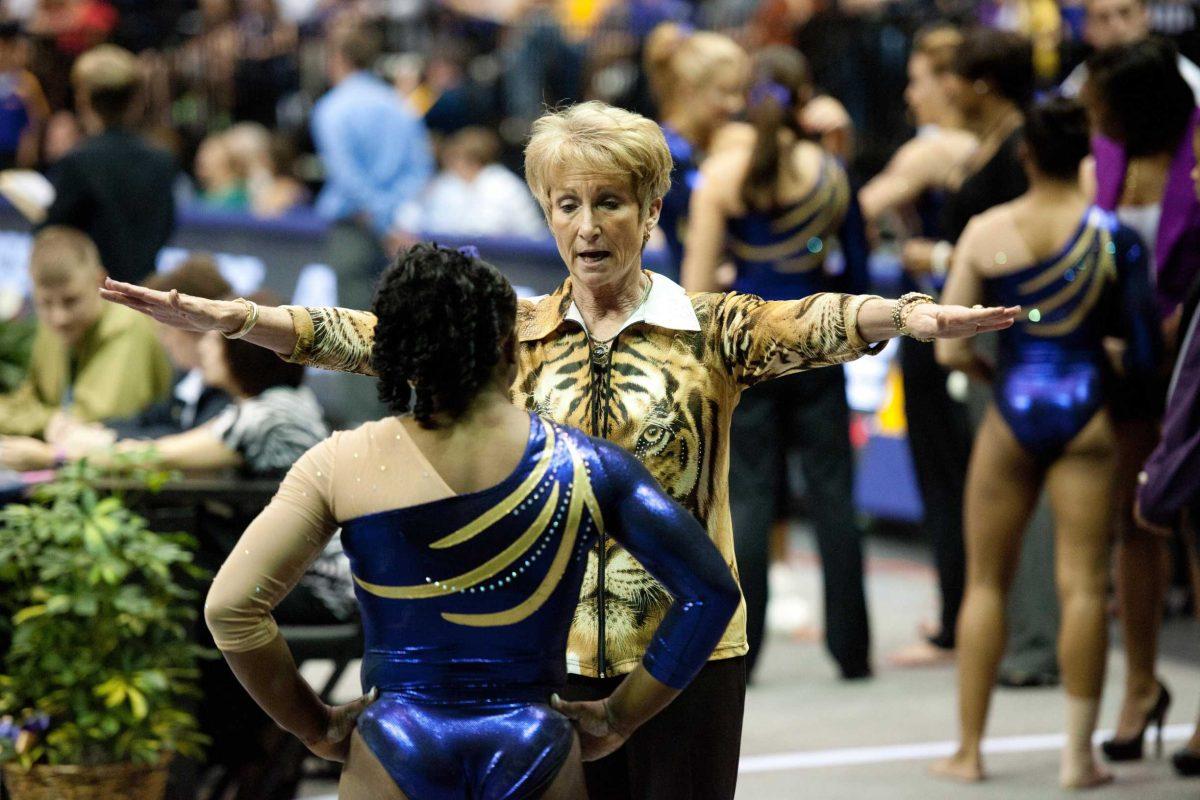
xmin=983 ymin=207 xmax=1160 ymax=460
xmin=727 ymin=152 xmax=868 ymax=300
xmin=340 ymin=415 xmax=739 ymax=798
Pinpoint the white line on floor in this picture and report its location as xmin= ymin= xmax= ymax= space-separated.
xmin=738 ymin=725 xmax=1194 ymax=773
xmin=300 ymin=724 xmax=1193 ymax=797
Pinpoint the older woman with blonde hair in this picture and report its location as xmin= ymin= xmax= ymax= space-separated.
xmin=102 ymin=100 xmax=1017 ymax=800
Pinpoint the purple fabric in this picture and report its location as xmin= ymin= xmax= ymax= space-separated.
xmin=1138 ymin=304 xmax=1200 ymax=525
xmin=1092 ymin=108 xmax=1200 ymax=317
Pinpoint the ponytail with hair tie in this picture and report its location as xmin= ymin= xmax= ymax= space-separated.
xmin=748 ymin=80 xmax=792 ymax=110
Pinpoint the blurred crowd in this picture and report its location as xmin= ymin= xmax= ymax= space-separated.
xmin=0 ymin=0 xmax=1193 ymax=243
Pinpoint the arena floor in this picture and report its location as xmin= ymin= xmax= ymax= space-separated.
xmin=296 ymin=528 xmax=1200 ymax=800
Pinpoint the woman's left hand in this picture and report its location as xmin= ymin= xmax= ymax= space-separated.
xmin=905 ymin=302 xmax=1021 ymax=340
xmin=304 ymin=687 xmax=378 ymax=763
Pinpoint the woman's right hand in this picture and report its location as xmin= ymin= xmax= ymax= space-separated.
xmin=550 ymin=693 xmax=631 ymax=762
xmin=100 ymin=278 xmax=246 ymax=335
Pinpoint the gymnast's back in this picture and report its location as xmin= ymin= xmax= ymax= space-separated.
xmin=205 ymin=412 xmax=738 ymax=799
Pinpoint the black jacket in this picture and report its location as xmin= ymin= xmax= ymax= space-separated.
xmin=42 ymin=128 xmax=177 ymax=284
xmin=106 ymin=376 xmax=230 ymax=440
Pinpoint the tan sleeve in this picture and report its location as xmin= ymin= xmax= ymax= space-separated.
xmin=712 ymin=291 xmax=885 ymax=387
xmin=281 ymin=306 xmax=379 ymax=376
xmin=204 ymin=437 xmax=339 ymax=652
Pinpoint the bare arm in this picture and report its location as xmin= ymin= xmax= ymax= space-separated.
xmin=111 ymin=424 xmax=242 ymax=471
xmin=859 ymin=139 xmax=940 ymax=223
xmin=679 ymin=157 xmax=736 ymax=293
xmin=100 ymin=278 xmax=301 ymax=356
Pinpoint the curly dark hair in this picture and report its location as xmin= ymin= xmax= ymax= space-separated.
xmin=371 ymin=243 xmax=518 ymax=428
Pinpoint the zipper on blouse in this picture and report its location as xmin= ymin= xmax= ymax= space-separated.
xmin=589 ymin=336 xmax=614 ymax=679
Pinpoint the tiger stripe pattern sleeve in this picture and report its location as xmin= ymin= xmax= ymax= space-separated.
xmin=281 ymin=306 xmax=380 ymax=376
xmin=712 ymin=291 xmax=885 ymax=387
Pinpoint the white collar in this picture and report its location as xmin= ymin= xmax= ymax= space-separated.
xmin=563 ymin=271 xmax=701 ymax=337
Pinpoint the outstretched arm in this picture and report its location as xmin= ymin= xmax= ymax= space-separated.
xmin=716 ymin=290 xmax=1018 ymax=386
xmin=100 ymin=279 xmax=380 ymax=375
xmin=552 ymin=438 xmax=739 ymax=760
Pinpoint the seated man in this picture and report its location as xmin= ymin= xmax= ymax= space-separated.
xmin=53 ymin=253 xmax=235 ymax=448
xmin=0 ymin=225 xmax=170 ymax=442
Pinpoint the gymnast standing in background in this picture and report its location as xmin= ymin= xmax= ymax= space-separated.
xmin=933 ymin=97 xmax=1160 ymax=790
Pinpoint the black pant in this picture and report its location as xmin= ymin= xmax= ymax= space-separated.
xmin=564 ymin=658 xmax=746 ymax=800
xmin=729 ymin=367 xmax=870 ymax=678
xmin=899 ymin=338 xmax=970 ymax=648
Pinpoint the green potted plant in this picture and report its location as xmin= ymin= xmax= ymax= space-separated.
xmin=0 ymin=459 xmax=209 ymax=800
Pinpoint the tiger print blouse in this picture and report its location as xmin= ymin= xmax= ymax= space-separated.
xmin=281 ymin=271 xmax=885 ymax=679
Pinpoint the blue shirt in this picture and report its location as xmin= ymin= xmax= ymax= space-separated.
xmin=311 ymin=71 xmax=434 ymax=235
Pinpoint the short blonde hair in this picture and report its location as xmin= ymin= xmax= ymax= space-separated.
xmin=71 ymin=44 xmax=140 ymax=127
xmin=29 ymin=226 xmax=102 ymax=286
xmin=644 ymin=23 xmax=749 ymax=107
xmin=524 ymin=101 xmax=673 ymax=218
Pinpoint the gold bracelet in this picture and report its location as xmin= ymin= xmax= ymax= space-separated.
xmin=222 ymin=298 xmax=260 ymax=340
xmin=892 ymin=292 xmax=935 ymax=342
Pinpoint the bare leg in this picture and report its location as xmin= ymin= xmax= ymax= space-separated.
xmin=339 ymin=729 xmax=409 ymax=800
xmin=541 ymin=733 xmax=588 ymax=800
xmin=932 ymin=408 xmax=1043 ymax=783
xmin=1112 ymin=420 xmax=1171 ymax=739
xmin=1045 ymin=411 xmax=1117 ymax=789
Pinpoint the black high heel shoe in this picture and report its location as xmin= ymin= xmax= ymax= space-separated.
xmin=1101 ymin=682 xmax=1171 ymax=761
xmin=1174 ymin=748 xmax=1200 ymax=777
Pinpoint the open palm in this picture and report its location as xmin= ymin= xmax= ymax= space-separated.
xmin=906 ymin=303 xmax=1021 ymax=340
xmin=99 ymin=277 xmax=234 ymax=334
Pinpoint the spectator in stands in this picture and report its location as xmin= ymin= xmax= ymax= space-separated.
xmin=0 ymin=226 xmax=170 ymax=446
xmin=0 ymin=21 xmax=49 ymax=170
xmin=47 ymin=254 xmax=234 ymax=451
xmin=1062 ymin=0 xmax=1200 ymax=101
xmin=252 ymin=132 xmax=309 ymax=217
xmin=193 ymin=130 xmax=250 ymax=211
xmin=398 ymin=126 xmax=546 ymax=239
xmin=222 ymin=121 xmax=310 ymax=217
xmin=26 ymin=0 xmax=118 ymax=109
xmin=312 ymin=18 xmax=433 ymax=311
xmin=42 ymin=43 xmax=178 ymax=284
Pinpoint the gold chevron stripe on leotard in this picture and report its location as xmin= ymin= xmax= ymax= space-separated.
xmin=1028 ymin=229 xmax=1117 ymax=338
xmin=443 ymin=435 xmax=599 ymax=627
xmin=352 ymin=483 xmax=561 ymax=599
xmin=1017 ymin=224 xmax=1097 ymax=294
xmin=429 ymin=420 xmax=556 ymax=549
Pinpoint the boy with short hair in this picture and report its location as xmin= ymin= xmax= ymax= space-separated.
xmin=0 ymin=225 xmax=170 ymax=440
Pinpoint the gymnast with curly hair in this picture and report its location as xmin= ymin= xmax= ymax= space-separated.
xmin=198 ymin=243 xmax=741 ymax=799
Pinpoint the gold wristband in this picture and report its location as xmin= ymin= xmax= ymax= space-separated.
xmin=893 ymin=292 xmax=935 ymax=343
xmin=222 ymin=298 xmax=260 ymax=340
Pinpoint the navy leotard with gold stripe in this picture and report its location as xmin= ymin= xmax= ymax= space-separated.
xmin=983 ymin=207 xmax=1160 ymax=460
xmin=342 ymin=414 xmax=738 ymax=799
